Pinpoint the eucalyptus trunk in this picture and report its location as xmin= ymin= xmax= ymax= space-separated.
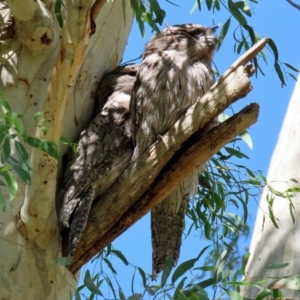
xmin=0 ymin=1 xmax=133 ymax=298
xmin=241 ymin=72 xmax=300 ymax=298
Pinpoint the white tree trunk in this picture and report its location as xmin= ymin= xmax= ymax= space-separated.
xmin=241 ymin=72 xmax=300 ymax=298
xmin=0 ymin=1 xmax=133 ymax=299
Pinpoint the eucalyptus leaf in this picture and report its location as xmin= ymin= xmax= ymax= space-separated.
xmin=1 ymin=137 xmax=11 ymax=163
xmin=161 ymin=259 xmax=173 ymax=287
xmin=84 ymin=270 xmax=102 ymax=296
xmin=0 ymin=188 xmax=5 ymax=212
xmin=2 ymin=170 xmax=17 ymax=201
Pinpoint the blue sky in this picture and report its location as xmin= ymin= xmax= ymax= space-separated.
xmin=79 ymin=1 xmax=300 ymax=298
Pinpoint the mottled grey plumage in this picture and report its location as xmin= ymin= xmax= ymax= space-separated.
xmin=58 ymin=64 xmax=139 ymax=255
xmin=130 ymin=24 xmax=218 ymax=277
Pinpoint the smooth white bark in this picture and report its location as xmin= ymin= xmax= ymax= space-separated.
xmin=241 ymin=72 xmax=300 ymax=298
xmin=0 ymin=1 xmax=133 ymax=298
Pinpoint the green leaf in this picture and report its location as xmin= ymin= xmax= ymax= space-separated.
xmin=10 ymin=251 xmax=21 ymax=272
xmin=228 ymin=0 xmax=247 ymax=26
xmin=13 ymin=118 xmax=24 ymax=135
xmin=243 ymin=24 xmax=257 ymax=45
xmin=74 ymin=290 xmax=81 ymax=300
xmin=267 ymin=197 xmax=279 ymax=229
xmin=214 ymin=250 xmax=228 ymax=280
xmin=197 ymin=278 xmax=215 ymax=288
xmin=54 ymin=0 xmax=64 ymax=28
xmin=237 ymin=39 xmax=245 ymax=54
xmin=131 ymin=270 xmax=135 ymax=295
xmin=14 ymin=141 xmax=32 ymax=184
xmin=239 ymin=130 xmax=253 ymax=149
xmin=3 ymin=170 xmax=17 ymax=201
xmin=40 ymin=126 xmax=47 ymax=135
xmin=0 ymin=125 xmax=8 ymax=144
xmin=245 ymin=167 xmax=255 ymax=178
xmin=287 ymin=72 xmax=298 ymax=81
xmin=172 ymin=258 xmax=198 ymax=284
xmin=255 ymin=289 xmax=272 ymax=300
xmin=239 ymin=197 xmax=248 ymax=224
xmin=15 ymin=141 xmax=30 ymax=164
xmin=284 ymin=62 xmax=299 ymax=73
xmin=128 ymin=294 xmax=143 ymax=300
xmin=137 ymin=267 xmax=146 ymax=288
xmin=111 ymin=249 xmax=129 ymax=266
xmin=218 ymin=18 xmax=231 ymax=50
xmin=145 ymin=286 xmax=155 ymax=296
xmin=193 ymin=285 xmax=209 ymax=299
xmin=131 ymin=0 xmax=146 ymax=37
xmin=214 ymin=0 xmax=220 ymax=10
xmin=205 ymin=0 xmax=213 ymax=10
xmin=225 ymin=147 xmax=249 ymax=159
xmin=197 ymin=0 xmax=202 ymax=10
xmin=119 ymin=288 xmax=126 ymax=300
xmin=26 ymin=136 xmax=44 ymax=149
xmin=190 ymin=0 xmax=201 ymax=13
xmin=11 ymin=113 xmax=23 ymax=134
xmin=41 ymin=141 xmax=60 ymax=160
xmin=227 ymin=280 xmax=256 ymax=286
xmin=275 ymin=62 xmax=286 ymax=86
xmin=218 ymin=269 xmax=232 ymax=281
xmin=173 ymin=276 xmax=187 ymax=299
xmin=244 ymin=178 xmax=262 ymax=186
xmin=161 ymin=259 xmax=173 ymax=287
xmin=141 ymin=11 xmax=151 ymax=23
xmin=105 ymin=244 xmax=111 ymax=256
xmin=7 ymin=157 xmax=31 ymax=185
xmin=54 ymin=256 xmax=72 ymax=266
xmin=33 ymin=111 xmax=43 ymax=122
xmin=103 ymin=257 xmax=117 ymax=274
xmin=235 ymin=0 xmax=251 ymax=16
xmin=267 ymin=38 xmax=279 ymax=64
xmin=84 ymin=270 xmax=102 ymax=296
xmin=59 ymin=136 xmax=72 ymax=144
xmin=0 ymin=188 xmax=5 ymax=212
xmin=227 ymin=290 xmax=243 ymax=300
xmin=1 ymin=137 xmax=11 ymax=163
xmin=0 ymin=99 xmax=11 ymax=115
xmin=149 ymin=0 xmax=165 ymax=25
xmin=197 ymin=245 xmax=211 ymax=260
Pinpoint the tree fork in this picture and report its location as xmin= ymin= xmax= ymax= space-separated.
xmin=69 ymin=38 xmax=269 ymax=272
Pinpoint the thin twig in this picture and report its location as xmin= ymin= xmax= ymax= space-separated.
xmin=286 ymin=0 xmax=300 ymax=10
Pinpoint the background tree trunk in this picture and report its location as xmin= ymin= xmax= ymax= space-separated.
xmin=0 ymin=1 xmax=133 ymax=299
xmin=241 ymin=72 xmax=300 ymax=298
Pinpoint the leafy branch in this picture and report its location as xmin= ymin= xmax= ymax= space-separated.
xmin=0 ymin=97 xmax=74 ymax=212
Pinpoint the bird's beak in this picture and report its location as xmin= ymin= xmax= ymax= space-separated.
xmin=211 ymin=26 xmax=218 ymax=33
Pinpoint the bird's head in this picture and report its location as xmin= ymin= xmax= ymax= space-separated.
xmin=144 ymin=24 xmax=218 ymax=63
